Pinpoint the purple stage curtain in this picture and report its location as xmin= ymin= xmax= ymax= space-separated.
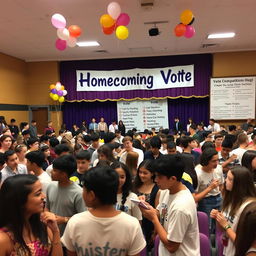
xmin=60 ymin=54 xmax=212 ymax=102
xmin=62 ymin=97 xmax=209 ymax=131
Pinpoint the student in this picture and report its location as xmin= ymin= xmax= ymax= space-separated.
xmin=0 ymin=150 xmax=27 ymax=184
xmin=111 ymin=161 xmax=142 ymax=221
xmin=40 ymin=144 xmax=52 ymax=171
xmin=0 ymin=135 xmax=13 ymax=153
xmin=210 ymin=167 xmax=256 ymax=256
xmin=8 ymin=118 xmax=19 ymax=138
xmin=235 ymin=201 xmax=256 ymax=256
xmin=61 ymin=166 xmax=146 ymax=256
xmin=26 ymin=137 xmax=40 ymax=153
xmin=46 ymin=155 xmax=86 ymax=236
xmin=144 ymin=136 xmax=163 ymax=160
xmin=242 ymin=150 xmax=256 ymax=184
xmin=26 ymin=150 xmax=52 ymax=193
xmin=214 ymin=134 xmax=224 ymax=152
xmin=133 ymin=160 xmax=159 ymax=251
xmin=15 ymin=144 xmax=28 ymax=165
xmin=139 ymin=154 xmax=199 ymax=256
xmin=70 ymin=150 xmax=91 ymax=186
xmin=231 ymin=133 xmax=249 ymax=164
xmin=0 ymin=174 xmax=63 ymax=256
xmin=87 ymin=133 xmax=100 ymax=158
xmin=195 ymin=148 xmax=224 ymax=232
xmin=167 ymin=141 xmax=177 ymax=154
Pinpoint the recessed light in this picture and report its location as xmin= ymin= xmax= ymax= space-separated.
xmin=77 ymin=41 xmax=100 ymax=47
xmin=207 ymin=32 xmax=235 ymax=39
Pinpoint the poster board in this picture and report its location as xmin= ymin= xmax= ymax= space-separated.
xmin=210 ymin=76 xmax=256 ymax=120
xmin=117 ymin=99 xmax=169 ymax=131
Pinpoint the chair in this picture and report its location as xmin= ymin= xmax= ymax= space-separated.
xmin=197 ymin=211 xmax=210 ymax=238
xmin=154 ymin=235 xmax=160 ymax=256
xmin=216 ymin=224 xmax=224 ymax=256
xmin=200 ymin=233 xmax=211 ymax=256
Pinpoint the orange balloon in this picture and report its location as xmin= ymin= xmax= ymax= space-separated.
xmin=49 ymin=84 xmax=55 ymax=90
xmin=100 ymin=14 xmax=115 ymax=28
xmin=68 ymin=25 xmax=82 ymax=38
xmin=60 ymin=85 xmax=65 ymax=90
xmin=174 ymin=24 xmax=186 ymax=37
xmin=102 ymin=24 xmax=115 ymax=35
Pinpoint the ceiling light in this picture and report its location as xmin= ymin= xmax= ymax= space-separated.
xmin=207 ymin=32 xmax=235 ymax=39
xmin=77 ymin=41 xmax=100 ymax=47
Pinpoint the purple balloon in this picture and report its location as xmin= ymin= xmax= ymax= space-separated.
xmin=57 ymin=90 xmax=63 ymax=96
xmin=51 ymin=89 xmax=57 ymax=94
xmin=184 ymin=25 xmax=195 ymax=38
xmin=116 ymin=13 xmax=130 ymax=27
xmin=55 ymin=39 xmax=67 ymax=51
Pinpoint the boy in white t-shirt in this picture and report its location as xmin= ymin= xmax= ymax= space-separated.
xmin=61 ymin=166 xmax=146 ymax=256
xmin=139 ymin=154 xmax=199 ymax=256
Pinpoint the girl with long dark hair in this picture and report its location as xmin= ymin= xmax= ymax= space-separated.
xmin=0 ymin=174 xmax=63 ymax=255
xmin=111 ymin=162 xmax=142 ymax=221
xmin=242 ymin=150 xmax=256 ymax=184
xmin=211 ymin=167 xmax=256 ymax=256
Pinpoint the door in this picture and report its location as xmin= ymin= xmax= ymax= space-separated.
xmin=31 ymin=107 xmax=48 ymax=135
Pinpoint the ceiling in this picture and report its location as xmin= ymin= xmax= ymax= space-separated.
xmin=1 ymin=0 xmax=256 ymax=62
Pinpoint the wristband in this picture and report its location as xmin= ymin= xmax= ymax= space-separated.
xmin=224 ymin=224 xmax=231 ymax=231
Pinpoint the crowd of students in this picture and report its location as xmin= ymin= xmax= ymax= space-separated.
xmin=0 ymin=116 xmax=255 ymax=256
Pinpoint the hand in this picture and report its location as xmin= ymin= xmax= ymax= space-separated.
xmin=209 ymin=179 xmax=219 ymax=190
xmin=216 ymin=212 xmax=228 ymax=228
xmin=139 ymin=202 xmax=157 ymax=222
xmin=41 ymin=212 xmax=59 ymax=233
xmin=210 ymin=209 xmax=219 ymax=219
xmin=230 ymin=154 xmax=237 ymax=161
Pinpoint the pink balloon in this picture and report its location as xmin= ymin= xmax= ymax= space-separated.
xmin=116 ymin=13 xmax=130 ymax=27
xmin=55 ymin=39 xmax=67 ymax=51
xmin=51 ymin=13 xmax=66 ymax=29
xmin=184 ymin=25 xmax=195 ymax=38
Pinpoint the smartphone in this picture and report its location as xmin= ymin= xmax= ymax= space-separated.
xmin=130 ymin=198 xmax=150 ymax=209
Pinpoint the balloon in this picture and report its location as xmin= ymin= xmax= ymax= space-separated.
xmin=49 ymin=84 xmax=55 ymax=90
xmin=59 ymin=96 xmax=65 ymax=103
xmin=55 ymin=82 xmax=62 ymax=90
xmin=51 ymin=88 xmax=57 ymax=94
xmin=116 ymin=13 xmax=130 ymax=27
xmin=68 ymin=25 xmax=82 ymax=38
xmin=67 ymin=37 xmax=77 ymax=47
xmin=52 ymin=94 xmax=59 ymax=101
xmin=57 ymin=28 xmax=70 ymax=40
xmin=51 ymin=13 xmax=66 ymax=29
xmin=184 ymin=25 xmax=195 ymax=38
xmin=100 ymin=14 xmax=115 ymax=28
xmin=116 ymin=26 xmax=129 ymax=40
xmin=102 ymin=24 xmax=115 ymax=35
xmin=57 ymin=90 xmax=63 ymax=96
xmin=60 ymin=85 xmax=65 ymax=90
xmin=174 ymin=23 xmax=186 ymax=37
xmin=55 ymin=39 xmax=67 ymax=51
xmin=107 ymin=2 xmax=121 ymax=19
xmin=49 ymin=93 xmax=54 ymax=99
xmin=180 ymin=10 xmax=194 ymax=25
xmin=62 ymin=90 xmax=67 ymax=96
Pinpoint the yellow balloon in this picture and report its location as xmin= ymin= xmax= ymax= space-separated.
xmin=100 ymin=14 xmax=115 ymax=28
xmin=59 ymin=96 xmax=65 ymax=103
xmin=60 ymin=85 xmax=65 ymax=90
xmin=116 ymin=26 xmax=129 ymax=40
xmin=52 ymin=94 xmax=59 ymax=101
xmin=180 ymin=9 xmax=194 ymax=25
xmin=49 ymin=93 xmax=54 ymax=99
xmin=49 ymin=84 xmax=55 ymax=90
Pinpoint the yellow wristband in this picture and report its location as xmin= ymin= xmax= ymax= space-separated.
xmin=224 ymin=224 xmax=231 ymax=231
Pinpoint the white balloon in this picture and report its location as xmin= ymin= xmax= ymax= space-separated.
xmin=63 ymin=90 xmax=67 ymax=96
xmin=57 ymin=28 xmax=70 ymax=40
xmin=67 ymin=37 xmax=77 ymax=47
xmin=107 ymin=2 xmax=121 ymax=19
xmin=56 ymin=82 xmax=62 ymax=90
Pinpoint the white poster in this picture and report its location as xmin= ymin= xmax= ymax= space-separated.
xmin=117 ymin=99 xmax=169 ymax=132
xmin=210 ymin=77 xmax=256 ymax=120
xmin=77 ymin=65 xmax=194 ymax=91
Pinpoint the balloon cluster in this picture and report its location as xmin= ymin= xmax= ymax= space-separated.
xmin=174 ymin=10 xmax=195 ymax=38
xmin=49 ymin=82 xmax=68 ymax=103
xmin=100 ymin=2 xmax=130 ymax=40
xmin=51 ymin=13 xmax=82 ymax=51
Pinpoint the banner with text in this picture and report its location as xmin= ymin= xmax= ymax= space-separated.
xmin=117 ymin=99 xmax=169 ymax=131
xmin=77 ymin=65 xmax=194 ymax=91
xmin=210 ymin=76 xmax=256 ymax=120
